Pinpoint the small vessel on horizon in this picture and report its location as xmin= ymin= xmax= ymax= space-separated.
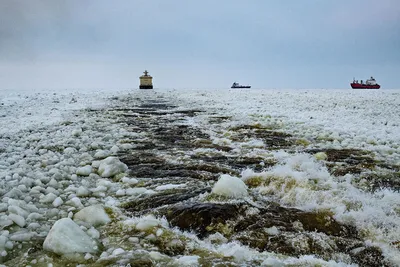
xmin=231 ymin=82 xmax=251 ymax=89
xmin=351 ymin=76 xmax=380 ymax=89
xmin=139 ymin=70 xmax=153 ymax=89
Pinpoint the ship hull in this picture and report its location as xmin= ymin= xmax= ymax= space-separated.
xmin=139 ymin=85 xmax=153 ymax=89
xmin=350 ymin=83 xmax=380 ymax=89
xmin=231 ymin=86 xmax=251 ymax=89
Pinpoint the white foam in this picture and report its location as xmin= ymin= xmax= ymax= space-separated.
xmin=155 ymin=184 xmax=186 ymax=191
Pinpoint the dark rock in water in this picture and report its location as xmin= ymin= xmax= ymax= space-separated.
xmin=349 ymin=246 xmax=390 ymax=267
xmin=234 ymin=205 xmax=387 ymax=266
xmin=175 ymin=109 xmax=203 ymax=117
xmin=155 ymin=238 xmax=187 ymax=256
xmin=208 ymin=116 xmax=232 ymax=124
xmin=127 ymin=259 xmax=154 ymax=267
xmin=358 ymin=172 xmax=400 ymax=192
xmin=235 ymin=207 xmax=363 ymax=261
xmin=229 ymin=124 xmax=294 ymax=149
xmin=165 ymin=203 xmax=242 ymax=238
xmin=162 ymin=201 xmax=386 ymax=265
xmin=121 ymin=152 xmax=165 ymax=165
xmin=152 ymin=125 xmax=209 ymax=149
xmin=306 ymin=148 xmax=377 ymax=176
xmin=234 ymin=202 xmax=356 ymax=237
xmin=295 ymin=210 xmax=357 ymax=237
xmin=190 ymin=150 xmax=276 ymax=172
xmin=123 ymin=187 xmax=211 ymax=214
xmin=126 ymin=163 xmax=221 ymax=180
xmin=192 ymin=138 xmax=233 ymax=152
xmin=121 ymin=150 xmax=237 ymax=181
xmin=164 ymin=201 xmax=356 ymax=238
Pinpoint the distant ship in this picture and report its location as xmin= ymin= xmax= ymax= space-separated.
xmin=231 ymin=82 xmax=251 ymax=89
xmin=139 ymin=70 xmax=153 ymax=89
xmin=351 ymin=76 xmax=380 ymax=89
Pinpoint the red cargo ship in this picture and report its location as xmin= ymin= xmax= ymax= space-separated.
xmin=351 ymin=77 xmax=380 ymax=89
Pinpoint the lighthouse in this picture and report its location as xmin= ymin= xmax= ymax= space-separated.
xmin=139 ymin=70 xmax=153 ymax=89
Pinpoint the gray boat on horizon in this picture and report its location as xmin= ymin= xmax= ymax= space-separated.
xmin=231 ymin=82 xmax=251 ymax=89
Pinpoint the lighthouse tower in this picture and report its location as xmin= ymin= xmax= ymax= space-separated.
xmin=139 ymin=70 xmax=153 ymax=89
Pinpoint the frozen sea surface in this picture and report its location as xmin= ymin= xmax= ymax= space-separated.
xmin=0 ymin=88 xmax=399 ymax=266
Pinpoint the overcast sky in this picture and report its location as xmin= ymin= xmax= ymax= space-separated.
xmin=1 ymin=0 xmax=399 ymax=90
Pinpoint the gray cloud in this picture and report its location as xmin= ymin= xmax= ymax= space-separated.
xmin=0 ymin=0 xmax=399 ymax=89
xmin=0 ymin=1 xmax=71 ymax=60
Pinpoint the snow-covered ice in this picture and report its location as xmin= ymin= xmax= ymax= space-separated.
xmin=0 ymin=88 xmax=399 ymax=266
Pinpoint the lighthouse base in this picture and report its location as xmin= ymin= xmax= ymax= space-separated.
xmin=139 ymin=85 xmax=153 ymax=89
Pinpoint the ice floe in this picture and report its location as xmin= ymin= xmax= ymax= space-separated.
xmin=43 ymin=218 xmax=98 ymax=255
xmin=212 ymin=174 xmax=249 ymax=198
